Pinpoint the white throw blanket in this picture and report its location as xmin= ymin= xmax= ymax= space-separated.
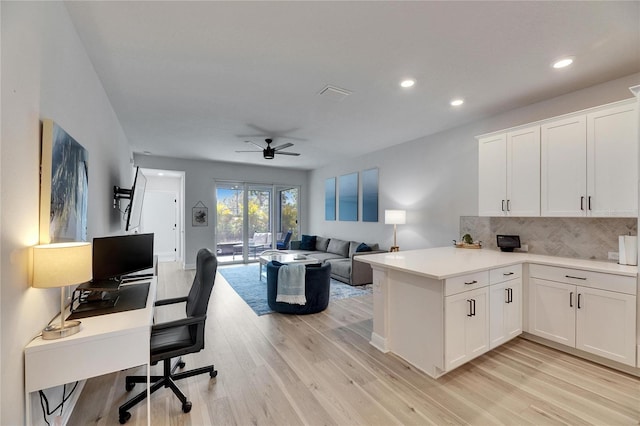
xmin=276 ymin=263 xmax=306 ymax=305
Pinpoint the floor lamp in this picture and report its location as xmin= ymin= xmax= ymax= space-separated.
xmin=385 ymin=209 xmax=406 ymax=252
xmin=33 ymin=242 xmax=92 ymax=340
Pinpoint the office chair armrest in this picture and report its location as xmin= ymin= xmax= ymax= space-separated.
xmin=154 ymin=296 xmax=189 ymax=307
xmin=151 ymin=315 xmax=206 ymax=332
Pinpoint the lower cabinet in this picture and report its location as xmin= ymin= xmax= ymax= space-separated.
xmin=445 ymin=287 xmax=489 ymax=371
xmin=529 ymin=265 xmax=637 ymax=367
xmin=489 ymin=278 xmax=522 ymax=349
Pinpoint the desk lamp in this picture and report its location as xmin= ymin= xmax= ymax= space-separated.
xmin=385 ymin=209 xmax=406 ymax=252
xmin=33 ymin=242 xmax=92 ymax=340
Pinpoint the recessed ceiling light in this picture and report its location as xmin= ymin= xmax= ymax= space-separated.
xmin=158 ymin=172 xmax=164 ymax=176
xmin=552 ymin=57 xmax=574 ymax=69
xmin=400 ymin=79 xmax=415 ymax=88
xmin=450 ymin=99 xmax=464 ymax=106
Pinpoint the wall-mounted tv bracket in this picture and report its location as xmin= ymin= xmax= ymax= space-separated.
xmin=113 ymin=186 xmax=132 ymax=208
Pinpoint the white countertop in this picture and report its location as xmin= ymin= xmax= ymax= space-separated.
xmin=357 ymin=246 xmax=639 ymax=280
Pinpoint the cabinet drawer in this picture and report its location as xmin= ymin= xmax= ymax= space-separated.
xmin=529 ymin=264 xmax=636 ymax=295
xmin=445 ymin=271 xmax=489 ymax=296
xmin=490 ymin=264 xmax=522 ymax=284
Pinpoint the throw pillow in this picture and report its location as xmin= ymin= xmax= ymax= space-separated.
xmin=299 ymin=234 xmax=317 ymax=250
xmin=356 ymin=242 xmax=372 ymax=252
xmin=327 ymin=238 xmax=350 ymax=257
xmin=315 ymin=236 xmax=330 ymax=252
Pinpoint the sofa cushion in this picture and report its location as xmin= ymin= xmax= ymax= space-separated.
xmin=327 ymin=238 xmax=349 ymax=257
xmin=299 ymin=234 xmax=316 ymax=250
xmin=308 ymin=252 xmax=344 ymax=263
xmin=327 ymin=258 xmax=350 ymax=279
xmin=315 ymin=236 xmax=330 ymax=252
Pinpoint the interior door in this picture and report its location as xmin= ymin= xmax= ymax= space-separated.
xmin=141 ymin=191 xmax=177 ymax=261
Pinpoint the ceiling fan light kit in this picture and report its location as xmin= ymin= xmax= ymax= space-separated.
xmin=236 ymin=138 xmax=300 ymax=160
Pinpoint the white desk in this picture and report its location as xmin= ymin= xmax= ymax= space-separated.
xmin=24 ymin=278 xmax=157 ymax=425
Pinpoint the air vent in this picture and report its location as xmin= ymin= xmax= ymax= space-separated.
xmin=318 ymin=85 xmax=352 ymax=102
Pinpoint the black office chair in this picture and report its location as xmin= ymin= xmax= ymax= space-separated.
xmin=118 ymin=248 xmax=218 ymax=424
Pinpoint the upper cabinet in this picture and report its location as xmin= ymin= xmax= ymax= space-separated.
xmin=541 ymin=115 xmax=587 ymax=216
xmin=479 ymin=98 xmax=638 ymax=218
xmin=586 ymin=103 xmax=638 ymax=217
xmin=478 ymin=126 xmax=540 ymax=216
xmin=542 ymin=102 xmax=638 ymax=217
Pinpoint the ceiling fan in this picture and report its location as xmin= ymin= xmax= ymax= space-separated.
xmin=236 ymin=138 xmax=300 ymax=159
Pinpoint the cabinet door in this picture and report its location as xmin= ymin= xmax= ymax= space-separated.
xmin=507 ymin=126 xmax=540 ymax=216
xmin=528 ymin=278 xmax=576 ymax=346
xmin=587 ymin=103 xmax=638 ymax=217
xmin=576 ymin=286 xmax=637 ymax=366
xmin=445 ymin=287 xmax=489 ymax=371
xmin=541 ymin=115 xmax=586 ymax=216
xmin=490 ymin=279 xmax=522 ymax=349
xmin=478 ymin=134 xmax=507 ymax=216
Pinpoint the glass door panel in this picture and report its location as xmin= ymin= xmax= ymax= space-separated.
xmin=247 ymin=185 xmax=272 ymax=260
xmin=215 ymin=182 xmax=244 ymax=264
xmin=277 ymin=186 xmax=300 ymax=247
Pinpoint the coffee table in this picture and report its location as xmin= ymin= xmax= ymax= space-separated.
xmin=258 ymin=252 xmax=320 ymax=280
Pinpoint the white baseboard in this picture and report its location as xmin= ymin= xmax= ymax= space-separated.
xmin=370 ymin=333 xmax=389 ymax=353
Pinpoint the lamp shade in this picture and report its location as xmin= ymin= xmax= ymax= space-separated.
xmin=384 ymin=209 xmax=406 ymax=225
xmin=33 ymin=242 xmax=92 ymax=288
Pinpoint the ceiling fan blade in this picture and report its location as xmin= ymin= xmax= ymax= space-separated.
xmin=273 ymin=142 xmax=294 ymax=151
xmin=276 ymin=151 xmax=301 ymax=156
xmin=244 ymin=141 xmax=264 ymax=149
xmin=235 ymin=150 xmax=262 ymax=153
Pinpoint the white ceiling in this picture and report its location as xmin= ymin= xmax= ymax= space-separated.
xmin=65 ymin=1 xmax=640 ymax=170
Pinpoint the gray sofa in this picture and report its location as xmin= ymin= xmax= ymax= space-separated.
xmin=286 ymin=236 xmax=385 ymax=286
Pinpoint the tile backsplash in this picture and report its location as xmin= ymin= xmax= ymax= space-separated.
xmin=460 ymin=216 xmax=637 ymax=261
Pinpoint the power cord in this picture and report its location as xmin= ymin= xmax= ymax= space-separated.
xmin=38 ymin=381 xmax=79 ymax=425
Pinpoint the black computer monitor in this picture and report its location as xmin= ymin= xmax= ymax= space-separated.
xmin=92 ymin=233 xmax=154 ymax=281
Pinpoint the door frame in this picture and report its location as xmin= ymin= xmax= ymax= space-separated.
xmin=140 ymin=168 xmax=185 ymax=266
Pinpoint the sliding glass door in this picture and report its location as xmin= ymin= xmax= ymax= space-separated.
xmin=215 ymin=182 xmax=244 ymax=264
xmin=276 ymin=186 xmax=300 ymax=244
xmin=216 ymin=182 xmax=300 ymax=264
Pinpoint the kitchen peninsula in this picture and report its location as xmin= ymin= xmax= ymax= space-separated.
xmin=358 ymin=247 xmax=639 ymax=378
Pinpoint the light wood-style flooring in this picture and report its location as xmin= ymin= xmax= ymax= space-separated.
xmin=69 ymin=262 xmax=640 ymax=425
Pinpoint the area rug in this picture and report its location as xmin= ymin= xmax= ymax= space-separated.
xmin=219 ymin=264 xmax=372 ymax=316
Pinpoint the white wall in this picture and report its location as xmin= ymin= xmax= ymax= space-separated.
xmin=133 ymin=155 xmax=309 ymax=267
xmin=309 ymin=73 xmax=640 ymax=251
xmin=1 ymin=2 xmax=131 ymax=424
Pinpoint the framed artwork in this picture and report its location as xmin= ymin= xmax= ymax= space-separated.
xmin=192 ymin=201 xmax=208 ymax=226
xmin=40 ymin=119 xmax=88 ymax=244
xmin=339 ymin=172 xmax=358 ymax=221
xmin=362 ymin=168 xmax=379 ymax=222
xmin=325 ymin=177 xmax=336 ymax=221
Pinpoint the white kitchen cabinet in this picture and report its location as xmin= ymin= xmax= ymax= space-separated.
xmin=528 ymin=265 xmax=637 ymax=366
xmin=444 ymin=286 xmax=489 ymax=371
xmin=586 ymin=102 xmax=638 ymax=217
xmin=541 ymin=115 xmax=587 ymax=216
xmin=489 ymin=278 xmax=522 ymax=349
xmin=541 ymin=100 xmax=638 ymax=217
xmin=478 ymin=126 xmax=540 ymax=216
xmin=529 ymin=277 xmax=576 ymax=346
xmin=575 ymin=286 xmax=636 ymax=366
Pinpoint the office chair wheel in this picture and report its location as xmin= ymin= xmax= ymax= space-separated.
xmin=210 ymin=369 xmax=218 ymax=378
xmin=119 ymin=411 xmax=131 ymax=424
xmin=125 ymin=382 xmax=135 ymax=392
xmin=182 ymin=401 xmax=192 ymax=413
